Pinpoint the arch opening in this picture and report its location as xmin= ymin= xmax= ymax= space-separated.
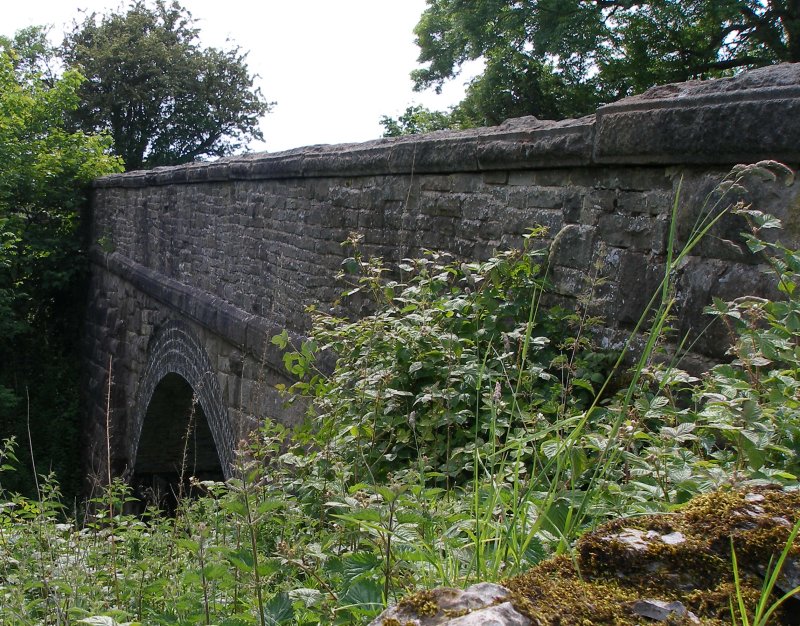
xmin=133 ymin=372 xmax=225 ymax=511
xmin=129 ymin=320 xmax=235 ymax=486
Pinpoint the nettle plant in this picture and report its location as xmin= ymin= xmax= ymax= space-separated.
xmin=273 ymin=229 xmax=616 ymax=486
xmin=271 ymin=164 xmax=800 ymax=524
xmin=588 ymin=210 xmax=800 ymax=516
xmin=701 ymin=207 xmax=800 ymax=479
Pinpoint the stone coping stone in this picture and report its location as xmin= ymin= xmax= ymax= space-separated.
xmin=93 ymin=63 xmax=800 ymax=189
xmin=93 ymin=116 xmax=594 ymax=187
xmin=595 ymin=63 xmax=800 ymax=165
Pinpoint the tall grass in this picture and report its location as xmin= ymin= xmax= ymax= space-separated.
xmin=730 ymin=518 xmax=800 ymax=626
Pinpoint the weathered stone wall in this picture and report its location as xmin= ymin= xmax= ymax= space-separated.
xmin=83 ymin=265 xmax=293 ymax=488
xmin=84 ymin=64 xmax=800 ymax=483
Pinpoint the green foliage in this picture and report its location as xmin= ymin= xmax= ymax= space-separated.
xmin=730 ymin=517 xmax=800 ymax=626
xmin=277 ymin=232 xmax=614 ymax=485
xmin=0 ymin=26 xmax=59 ymax=81
xmin=0 ymin=34 xmax=123 ymax=498
xmin=410 ymin=1 xmax=800 ymax=125
xmin=61 ymin=0 xmax=272 ymax=170
xmin=380 ymin=105 xmax=468 ymax=137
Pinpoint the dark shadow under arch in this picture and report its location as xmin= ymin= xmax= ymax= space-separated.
xmin=133 ymin=373 xmax=225 ymax=508
xmin=131 ymin=321 xmax=234 ymax=486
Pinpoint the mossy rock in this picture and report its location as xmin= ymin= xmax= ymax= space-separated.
xmin=371 ymin=486 xmax=800 ymax=626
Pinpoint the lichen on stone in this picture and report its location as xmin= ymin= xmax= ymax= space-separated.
xmin=371 ymin=487 xmax=799 ymax=626
xmin=503 ymin=486 xmax=799 ymax=625
xmin=397 ymin=589 xmax=443 ymax=617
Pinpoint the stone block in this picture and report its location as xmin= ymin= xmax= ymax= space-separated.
xmin=674 ymin=256 xmax=780 ymax=359
xmin=561 ymin=190 xmax=584 ymax=223
xmin=507 ymin=171 xmax=537 ymax=186
xmin=597 ymin=213 xmax=668 ymax=254
xmin=528 ymin=186 xmax=568 ymax=210
xmin=461 ymin=196 xmax=491 ymax=221
xmin=507 ymin=207 xmax=560 ymax=238
xmin=584 ymin=188 xmax=618 ymax=213
xmin=386 ymin=133 xmax=479 ymax=174
xmin=420 ymin=175 xmax=453 ymax=192
xmin=451 ymin=173 xmax=482 ymax=193
xmin=483 ymin=170 xmax=508 ymax=185
xmin=506 ymin=188 xmax=529 ymax=209
xmin=612 ymin=250 xmax=666 ymax=326
xmin=549 ymin=265 xmax=588 ymax=298
xmin=477 ymin=116 xmax=594 ymax=170
xmin=417 ymin=194 xmax=461 ymax=218
xmin=549 ymin=224 xmax=595 ymax=270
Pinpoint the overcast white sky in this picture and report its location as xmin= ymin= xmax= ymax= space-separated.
xmin=4 ymin=0 xmax=478 ymax=153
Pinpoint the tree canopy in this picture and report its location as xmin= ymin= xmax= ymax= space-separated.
xmin=406 ymin=0 xmax=800 ymax=128
xmin=380 ymin=104 xmax=467 ymax=136
xmin=62 ymin=0 xmax=272 ymax=170
xmin=0 ymin=29 xmax=123 ymax=496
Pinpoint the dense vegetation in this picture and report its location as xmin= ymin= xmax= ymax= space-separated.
xmin=0 ymin=34 xmax=123 ymax=499
xmin=1 ymin=165 xmax=798 ymax=625
xmin=383 ymin=0 xmax=800 ymax=134
xmin=1 ymin=3 xmax=798 ymax=624
xmin=0 ymin=0 xmax=270 ymax=499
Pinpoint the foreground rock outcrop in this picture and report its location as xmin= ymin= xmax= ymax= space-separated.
xmin=370 ymin=486 xmax=800 ymax=626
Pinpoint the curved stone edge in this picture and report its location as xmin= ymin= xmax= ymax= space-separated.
xmin=131 ymin=320 xmax=235 ymax=478
xmin=93 ymin=64 xmax=800 ymax=188
xmin=92 ymin=116 xmax=594 ymax=187
xmin=90 ymin=248 xmax=304 ymax=373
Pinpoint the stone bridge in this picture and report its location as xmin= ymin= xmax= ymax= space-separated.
xmin=83 ymin=64 xmax=800 ymax=494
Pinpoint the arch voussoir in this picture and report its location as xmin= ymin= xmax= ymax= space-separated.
xmin=131 ymin=320 xmax=234 ymax=479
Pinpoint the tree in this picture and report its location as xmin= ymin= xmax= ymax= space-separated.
xmin=0 ymin=29 xmax=122 ymax=496
xmin=61 ymin=0 xmax=272 ymax=170
xmin=380 ymin=104 xmax=465 ymax=136
xmin=410 ymin=1 xmax=800 ymax=126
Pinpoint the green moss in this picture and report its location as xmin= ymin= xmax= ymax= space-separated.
xmin=397 ymin=589 xmax=441 ymax=618
xmin=505 ymin=557 xmax=663 ymax=625
xmin=378 ymin=619 xmax=417 ymax=626
xmin=381 ymin=488 xmax=798 ymax=625
xmin=499 ymin=487 xmax=799 ymax=625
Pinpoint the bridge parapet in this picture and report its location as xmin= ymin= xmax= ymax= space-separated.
xmin=84 ymin=64 xmax=800 ymax=487
xmin=94 ymin=63 xmax=800 ymax=188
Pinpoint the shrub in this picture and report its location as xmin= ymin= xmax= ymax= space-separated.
xmin=273 ymin=230 xmax=615 ymax=485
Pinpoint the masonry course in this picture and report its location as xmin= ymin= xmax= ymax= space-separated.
xmin=84 ymin=64 xmax=800 ymax=484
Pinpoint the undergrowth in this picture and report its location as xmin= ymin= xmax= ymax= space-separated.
xmin=1 ymin=163 xmax=798 ymax=625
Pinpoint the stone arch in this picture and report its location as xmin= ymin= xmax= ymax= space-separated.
xmin=131 ymin=320 xmax=234 ymax=481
